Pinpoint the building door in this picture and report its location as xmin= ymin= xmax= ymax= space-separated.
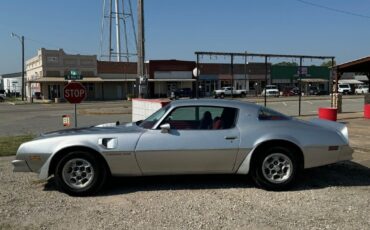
xmin=204 ymin=81 xmax=212 ymax=96
xmin=116 ymin=85 xmax=123 ymax=99
xmin=48 ymin=85 xmax=60 ymax=99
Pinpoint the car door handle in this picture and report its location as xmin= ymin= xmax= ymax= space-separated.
xmin=224 ymin=136 xmax=238 ymax=140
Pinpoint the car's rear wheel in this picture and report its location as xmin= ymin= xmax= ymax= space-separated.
xmin=54 ymin=151 xmax=107 ymax=196
xmin=251 ymin=146 xmax=298 ymax=191
xmin=220 ymin=93 xmax=225 ymax=99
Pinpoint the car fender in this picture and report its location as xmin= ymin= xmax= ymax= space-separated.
xmin=236 ymin=134 xmax=302 ymax=174
xmin=39 ymin=139 xmax=102 ymax=180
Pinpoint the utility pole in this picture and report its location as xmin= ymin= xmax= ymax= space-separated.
xmin=11 ymin=33 xmax=25 ymax=101
xmin=115 ymin=0 xmax=121 ymax=62
xmin=21 ymin=35 xmax=24 ymax=101
xmin=137 ymin=0 xmax=146 ymax=98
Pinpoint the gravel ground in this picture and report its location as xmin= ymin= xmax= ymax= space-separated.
xmin=1 ymin=118 xmax=370 ymax=229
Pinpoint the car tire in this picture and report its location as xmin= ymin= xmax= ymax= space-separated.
xmin=240 ymin=93 xmax=246 ymax=98
xmin=220 ymin=93 xmax=225 ymax=99
xmin=54 ymin=151 xmax=107 ymax=196
xmin=251 ymin=146 xmax=298 ymax=191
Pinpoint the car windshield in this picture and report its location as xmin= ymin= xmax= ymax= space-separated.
xmin=339 ymin=85 xmax=349 ymax=88
xmin=138 ymin=104 xmax=171 ymax=129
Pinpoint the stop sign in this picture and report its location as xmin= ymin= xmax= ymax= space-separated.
xmin=63 ymin=82 xmax=86 ymax=104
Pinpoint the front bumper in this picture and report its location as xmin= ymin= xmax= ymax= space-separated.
xmin=12 ymin=159 xmax=32 ymax=172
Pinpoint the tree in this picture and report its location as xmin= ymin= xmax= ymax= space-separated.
xmin=320 ymin=60 xmax=336 ymax=67
xmin=273 ymin=61 xmax=298 ymax=66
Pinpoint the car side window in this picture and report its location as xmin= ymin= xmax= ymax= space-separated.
xmin=161 ymin=106 xmax=238 ymax=130
xmin=258 ymin=107 xmax=290 ymax=120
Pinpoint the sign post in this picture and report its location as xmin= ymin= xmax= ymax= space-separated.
xmin=63 ymin=82 xmax=86 ymax=128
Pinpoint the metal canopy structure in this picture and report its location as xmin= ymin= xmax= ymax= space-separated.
xmin=335 ymin=56 xmax=370 ymax=87
xmin=195 ymin=51 xmax=335 ymax=116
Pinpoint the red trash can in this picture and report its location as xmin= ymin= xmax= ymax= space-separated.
xmin=364 ymin=104 xmax=370 ymax=119
xmin=318 ymin=107 xmax=337 ymax=121
xmin=62 ymin=115 xmax=71 ymax=127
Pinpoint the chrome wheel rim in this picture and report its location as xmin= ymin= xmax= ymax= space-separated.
xmin=262 ymin=153 xmax=293 ymax=184
xmin=62 ymin=158 xmax=94 ymax=189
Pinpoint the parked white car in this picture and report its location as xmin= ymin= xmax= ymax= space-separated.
xmin=338 ymin=84 xmax=352 ymax=94
xmin=261 ymin=85 xmax=279 ymax=97
xmin=355 ymin=85 xmax=369 ymax=94
xmin=214 ymin=87 xmax=247 ymax=98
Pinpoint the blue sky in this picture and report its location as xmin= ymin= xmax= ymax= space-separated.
xmin=1 ymin=0 xmax=370 ymax=74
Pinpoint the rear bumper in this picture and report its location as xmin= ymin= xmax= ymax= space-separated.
xmin=337 ymin=145 xmax=354 ymax=162
xmin=12 ymin=159 xmax=32 ymax=172
xmin=304 ymin=145 xmax=353 ymax=169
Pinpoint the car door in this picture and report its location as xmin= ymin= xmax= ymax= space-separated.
xmin=135 ymin=106 xmax=240 ymax=175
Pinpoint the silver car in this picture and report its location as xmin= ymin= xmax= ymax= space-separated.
xmin=12 ymin=99 xmax=353 ymax=195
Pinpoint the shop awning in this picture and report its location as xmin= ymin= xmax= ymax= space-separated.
xmin=27 ymin=77 xmax=136 ymax=83
xmin=338 ymin=79 xmax=363 ymax=84
xmin=298 ymin=78 xmax=328 ymax=83
xmin=148 ymin=79 xmax=196 ymax=82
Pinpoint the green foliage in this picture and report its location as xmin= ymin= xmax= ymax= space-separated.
xmin=320 ymin=60 xmax=336 ymax=67
xmin=0 ymin=135 xmax=34 ymax=156
xmin=273 ymin=61 xmax=298 ymax=66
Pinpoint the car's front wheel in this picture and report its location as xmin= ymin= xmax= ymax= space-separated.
xmin=251 ymin=146 xmax=298 ymax=191
xmin=54 ymin=151 xmax=107 ymax=196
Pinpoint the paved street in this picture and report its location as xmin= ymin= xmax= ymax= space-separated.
xmin=0 ymin=96 xmax=367 ymax=136
xmin=244 ymin=95 xmax=365 ymax=116
xmin=0 ymin=101 xmax=132 ymax=137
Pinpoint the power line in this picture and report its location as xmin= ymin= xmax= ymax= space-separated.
xmin=294 ymin=0 xmax=370 ymax=20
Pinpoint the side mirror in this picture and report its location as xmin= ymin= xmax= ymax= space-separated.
xmin=160 ymin=123 xmax=171 ymax=133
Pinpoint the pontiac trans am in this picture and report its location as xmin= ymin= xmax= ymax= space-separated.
xmin=12 ymin=99 xmax=353 ymax=195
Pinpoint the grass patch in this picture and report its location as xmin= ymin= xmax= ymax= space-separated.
xmin=0 ymin=135 xmax=35 ymax=157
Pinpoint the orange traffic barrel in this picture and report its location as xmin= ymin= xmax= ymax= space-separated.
xmin=364 ymin=104 xmax=370 ymax=119
xmin=318 ymin=107 xmax=337 ymax=121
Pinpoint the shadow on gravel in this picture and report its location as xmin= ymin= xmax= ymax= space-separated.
xmin=103 ymin=175 xmax=254 ymax=196
xmin=293 ymin=161 xmax=370 ymax=191
xmin=42 ymin=161 xmax=370 ymax=196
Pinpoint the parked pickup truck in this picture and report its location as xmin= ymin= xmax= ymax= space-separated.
xmin=214 ymin=87 xmax=247 ymax=98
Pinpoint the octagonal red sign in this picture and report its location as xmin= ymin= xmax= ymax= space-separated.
xmin=63 ymin=82 xmax=86 ymax=104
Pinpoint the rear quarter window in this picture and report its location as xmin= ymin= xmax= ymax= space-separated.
xmin=258 ymin=107 xmax=290 ymax=120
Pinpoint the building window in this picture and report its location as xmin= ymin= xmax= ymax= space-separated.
xmin=81 ymin=71 xmax=94 ymax=76
xmin=47 ymin=56 xmax=59 ymax=63
xmin=46 ymin=71 xmax=60 ymax=77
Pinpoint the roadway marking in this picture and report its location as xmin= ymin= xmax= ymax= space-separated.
xmin=282 ymin=102 xmax=287 ymax=106
xmin=344 ymin=99 xmax=360 ymax=102
xmin=305 ymin=101 xmax=313 ymax=105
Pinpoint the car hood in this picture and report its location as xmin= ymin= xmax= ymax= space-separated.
xmin=38 ymin=122 xmax=143 ymax=139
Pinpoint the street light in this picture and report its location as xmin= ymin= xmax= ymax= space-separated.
xmin=193 ymin=67 xmax=200 ymax=98
xmin=11 ymin=33 xmax=25 ymax=101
